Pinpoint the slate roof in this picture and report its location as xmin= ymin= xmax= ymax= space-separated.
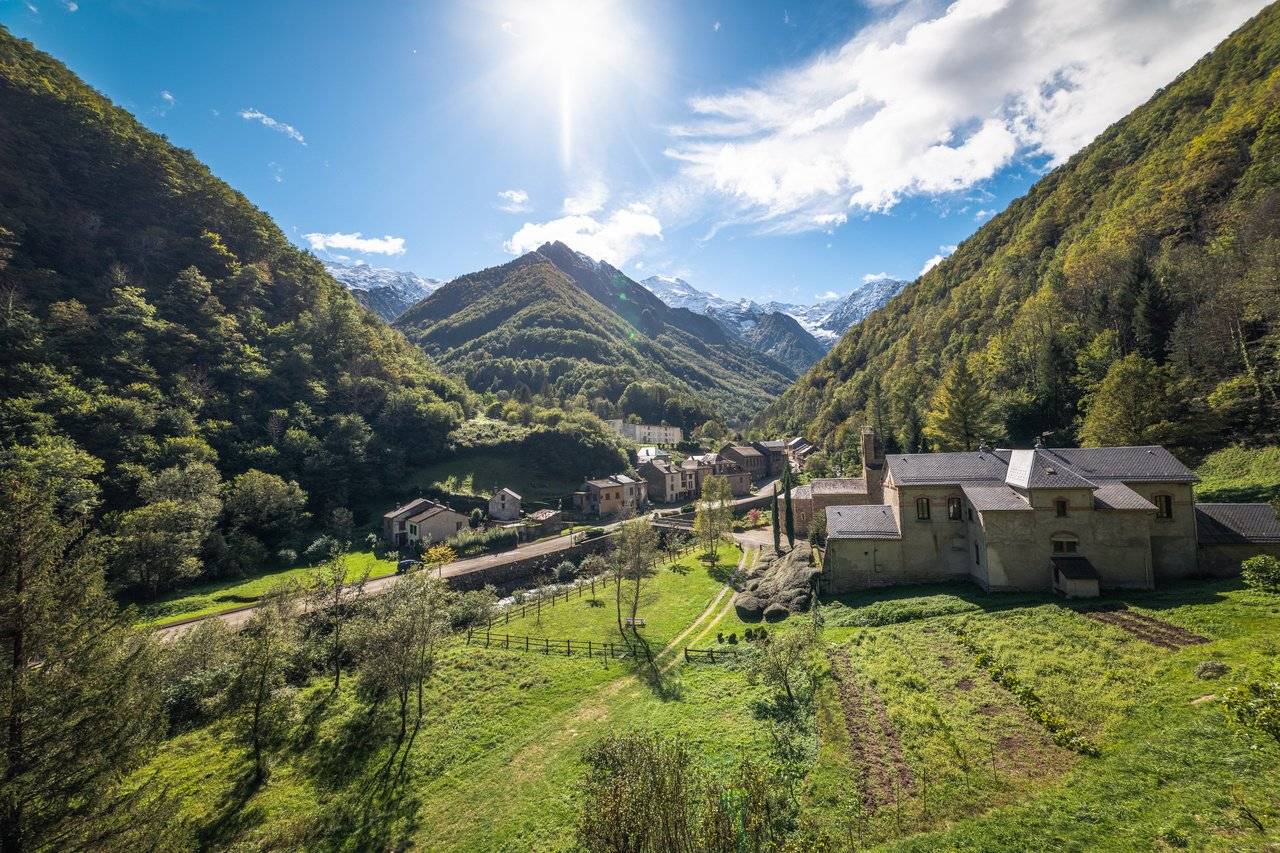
xmin=812 ymin=477 xmax=868 ymax=495
xmin=1052 ymin=555 xmax=1101 ymax=580
xmin=791 ymin=484 xmax=813 ymax=501
xmin=826 ymin=505 xmax=901 ymax=540
xmin=384 ymin=497 xmax=434 ymax=521
xmin=961 ymin=481 xmax=1031 ymax=511
xmin=725 ymin=444 xmax=763 ymax=457
xmin=886 ymin=451 xmax=1009 ymax=485
xmin=407 ymin=503 xmax=459 ymax=524
xmin=755 ymin=440 xmax=787 ymax=450
xmin=493 ymin=487 xmax=521 ymax=500
xmin=1195 ymin=504 xmax=1280 ymax=544
xmin=1037 ymin=446 xmax=1198 ymax=483
xmin=1091 ymin=481 xmax=1156 ymax=511
xmin=1005 ymin=449 xmax=1096 ymax=490
xmin=528 ymin=508 xmax=561 ymax=521
xmin=584 ymin=478 xmax=618 ymax=489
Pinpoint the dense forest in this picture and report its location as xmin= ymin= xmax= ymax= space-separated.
xmin=754 ymin=4 xmax=1280 ymax=462
xmin=0 ymin=28 xmax=478 ymax=595
xmin=395 ymin=241 xmax=795 ymax=426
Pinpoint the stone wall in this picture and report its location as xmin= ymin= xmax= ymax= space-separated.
xmin=444 ymin=533 xmax=617 ymax=592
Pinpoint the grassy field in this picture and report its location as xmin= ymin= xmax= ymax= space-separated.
xmin=134 ymin=549 xmax=396 ymax=628
xmin=1196 ymin=445 xmax=1280 ymax=503
xmin=402 ymin=451 xmax=582 ymax=504
xmin=141 ymin=543 xmax=1280 ymax=850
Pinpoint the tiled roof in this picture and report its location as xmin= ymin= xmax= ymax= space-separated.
xmin=786 ymin=437 xmax=807 ymax=448
xmin=755 ymin=440 xmax=786 ymax=450
xmin=614 ymin=474 xmax=637 ymax=485
xmin=529 ymin=508 xmax=560 ymax=521
xmin=1005 ymin=449 xmax=1096 ymax=490
xmin=585 ymin=478 xmax=617 ymax=489
xmin=886 ymin=451 xmax=1009 ymax=485
xmin=826 ymin=505 xmax=901 ymax=539
xmin=725 ymin=444 xmax=763 ymax=457
xmin=812 ymin=477 xmax=868 ymax=494
xmin=961 ymin=481 xmax=1031 ymax=511
xmin=1195 ymin=504 xmax=1280 ymax=544
xmin=1092 ymin=481 xmax=1156 ymax=511
xmin=384 ymin=497 xmax=434 ymax=520
xmin=1037 ymin=446 xmax=1198 ymax=483
xmin=791 ymin=484 xmax=812 ymax=501
xmin=643 ymin=459 xmax=677 ymax=474
xmin=1052 ymin=555 xmax=1101 ymax=580
xmin=407 ymin=504 xmax=456 ymax=524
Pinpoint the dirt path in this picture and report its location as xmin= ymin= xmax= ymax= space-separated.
xmin=1084 ymin=607 xmax=1207 ymax=649
xmin=827 ymin=647 xmax=914 ymax=811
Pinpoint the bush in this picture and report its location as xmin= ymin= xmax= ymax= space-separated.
xmin=556 ymin=560 xmax=577 ymax=582
xmin=304 ymin=535 xmax=343 ymax=561
xmin=446 ymin=525 xmax=520 ymax=557
xmin=1241 ymin=554 xmax=1280 ymax=592
xmin=583 ymin=527 xmax=606 ymax=539
xmin=727 ymin=633 xmax=738 ymax=645
xmin=276 ymin=548 xmax=298 ymax=565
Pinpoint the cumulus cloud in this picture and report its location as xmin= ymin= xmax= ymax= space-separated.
xmin=497 ymin=189 xmax=530 ymax=213
xmin=155 ymin=90 xmax=176 ymax=116
xmin=239 ymin=108 xmax=306 ymax=144
xmin=666 ymin=0 xmax=1266 ymax=232
xmin=862 ymin=272 xmax=894 ymax=283
xmin=563 ymin=180 xmax=609 ymax=215
xmin=815 ymin=289 xmax=840 ymax=301
xmin=304 ymin=232 xmax=406 ymax=256
xmin=505 ymin=204 xmax=662 ymax=266
xmin=919 ymin=243 xmax=958 ymax=275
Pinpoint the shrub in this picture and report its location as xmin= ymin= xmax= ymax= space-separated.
xmin=583 ymin=527 xmax=606 ymax=539
xmin=1195 ymin=661 xmax=1229 ymax=679
xmin=727 ymin=633 xmax=738 ymax=645
xmin=556 ymin=560 xmax=577 ymax=582
xmin=1241 ymin=554 xmax=1280 ymax=592
xmin=276 ymin=548 xmax=298 ymax=565
xmin=469 ymin=507 xmax=485 ymax=529
xmin=304 ymin=535 xmax=343 ymax=561
xmin=716 ymin=632 xmax=724 ymax=644
xmin=447 ymin=526 xmax=520 ymax=557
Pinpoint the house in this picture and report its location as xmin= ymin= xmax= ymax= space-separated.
xmin=605 ymin=419 xmax=683 ymax=445
xmin=790 ymin=428 xmax=884 ymax=534
xmin=681 ymin=454 xmax=753 ymax=497
xmin=402 ymin=501 xmax=468 ymax=546
xmin=382 ymin=497 xmax=436 ymax=547
xmin=488 ymin=487 xmax=522 ymax=522
xmin=820 ymin=434 xmax=1280 ymax=596
xmin=636 ymin=446 xmax=672 ymax=464
xmin=573 ymin=474 xmax=645 ymax=518
xmin=640 ymin=458 xmax=699 ymax=504
xmin=786 ymin=437 xmax=815 ymax=466
xmin=719 ymin=443 xmax=767 ymax=480
xmin=526 ymin=508 xmax=563 ymax=536
xmin=751 ymin=440 xmax=789 ymax=477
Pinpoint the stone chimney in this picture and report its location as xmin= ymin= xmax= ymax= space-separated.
xmin=861 ymin=425 xmax=885 ymax=503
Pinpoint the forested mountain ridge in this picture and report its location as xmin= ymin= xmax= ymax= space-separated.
xmin=395 ymin=241 xmax=795 ymax=425
xmin=753 ymin=4 xmax=1280 ymax=459
xmin=0 ymin=27 xmax=469 ymax=593
xmin=740 ymin=311 xmax=830 ymax=374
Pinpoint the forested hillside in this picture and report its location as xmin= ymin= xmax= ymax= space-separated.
xmin=396 ymin=241 xmax=795 ymax=425
xmin=0 ymin=27 xmax=469 ymax=595
xmin=754 ymin=4 xmax=1280 ymax=460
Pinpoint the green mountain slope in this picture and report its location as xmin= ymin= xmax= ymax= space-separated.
xmin=0 ymin=27 xmax=468 ymax=577
xmin=754 ymin=4 xmax=1280 ymax=456
xmin=396 ymin=241 xmax=794 ymax=424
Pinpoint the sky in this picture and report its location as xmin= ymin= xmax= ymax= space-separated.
xmin=1 ymin=0 xmax=1270 ymax=305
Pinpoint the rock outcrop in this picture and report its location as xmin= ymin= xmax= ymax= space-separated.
xmin=733 ymin=546 xmax=819 ymax=622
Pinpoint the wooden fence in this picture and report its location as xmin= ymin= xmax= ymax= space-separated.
xmin=466 ymin=628 xmax=635 ymax=660
xmin=683 ymin=647 xmax=740 ymax=664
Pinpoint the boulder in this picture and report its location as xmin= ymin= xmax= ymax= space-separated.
xmin=763 ymin=603 xmax=790 ymax=622
xmin=730 ymin=546 xmax=819 ymax=623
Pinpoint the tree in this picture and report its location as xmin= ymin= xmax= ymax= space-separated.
xmin=469 ymin=507 xmax=485 ymax=529
xmin=810 ymin=506 xmax=827 ymax=546
xmin=771 ymin=486 xmax=781 ymax=554
xmin=923 ymin=359 xmax=1002 ymax=451
xmin=1 ymin=476 xmax=165 ymax=852
xmin=695 ymin=475 xmax=733 ymax=562
xmin=783 ymin=467 xmax=795 ymax=549
xmin=1224 ymin=676 xmax=1280 ymax=747
xmin=223 ymin=469 xmax=310 ymax=547
xmin=309 ymin=553 xmax=370 ymax=691
xmin=230 ymin=583 xmax=301 ymax=783
xmin=746 ymin=624 xmax=821 ymax=710
xmin=1079 ymin=353 xmax=1180 ymax=447
xmin=1241 ymin=554 xmax=1280 ymax=592
xmin=612 ymin=519 xmax=659 ymax=658
xmin=423 ymin=543 xmax=458 ymax=577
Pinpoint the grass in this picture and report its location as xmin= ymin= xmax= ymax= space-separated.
xmin=401 ymin=450 xmax=581 ymax=504
xmin=134 ymin=549 xmax=396 ymax=627
xmin=1196 ymin=445 xmax=1280 ymax=503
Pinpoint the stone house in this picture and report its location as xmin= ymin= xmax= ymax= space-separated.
xmin=682 ymin=454 xmax=753 ymax=497
xmin=789 ymin=427 xmax=885 ymax=534
xmin=573 ymin=474 xmax=644 ymax=518
xmin=403 ymin=501 xmax=468 ymax=546
xmin=639 ymin=458 xmax=698 ymax=504
xmin=751 ymin=440 xmax=789 ymax=477
xmin=382 ymin=497 xmax=435 ymax=547
xmin=488 ymin=487 xmax=521 ymax=522
xmin=719 ymin=443 xmax=767 ymax=480
xmin=526 ymin=508 xmax=563 ymax=536
xmin=821 ymin=439 xmax=1280 ymax=596
xmin=605 ymin=419 xmax=683 ymax=444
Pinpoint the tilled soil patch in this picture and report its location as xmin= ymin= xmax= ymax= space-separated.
xmin=1084 ymin=607 xmax=1207 ymax=649
xmin=827 ymin=648 xmax=915 ymax=811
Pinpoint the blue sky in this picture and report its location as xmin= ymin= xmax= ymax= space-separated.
xmin=1 ymin=0 xmax=1268 ymax=304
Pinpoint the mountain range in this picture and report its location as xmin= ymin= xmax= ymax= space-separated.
xmin=394 ymin=241 xmax=795 ymax=424
xmin=753 ymin=3 xmax=1280 ymax=456
xmin=324 ymin=260 xmax=441 ymax=321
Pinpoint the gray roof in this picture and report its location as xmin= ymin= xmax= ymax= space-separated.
xmin=1005 ymin=449 xmax=1096 ymax=490
xmin=812 ymin=477 xmax=867 ymax=495
xmin=407 ymin=503 xmax=462 ymax=524
xmin=1052 ymin=555 xmax=1101 ymax=580
xmin=886 ymin=451 xmax=1009 ymax=485
xmin=724 ymin=443 xmax=763 ymax=457
xmin=1092 ymin=481 xmax=1156 ymax=511
xmin=384 ymin=497 xmax=434 ymax=521
xmin=791 ymin=484 xmax=812 ymax=501
xmin=961 ymin=481 xmax=1031 ymax=512
xmin=826 ymin=505 xmax=901 ymax=540
xmin=1196 ymin=504 xmax=1280 ymax=544
xmin=585 ymin=478 xmax=618 ymax=489
xmin=755 ymin=440 xmax=787 ymax=450
xmin=1036 ymin=446 xmax=1198 ymax=483
xmin=493 ymin=487 xmax=521 ymax=500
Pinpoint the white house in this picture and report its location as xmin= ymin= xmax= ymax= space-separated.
xmin=489 ymin=487 xmax=522 ymax=522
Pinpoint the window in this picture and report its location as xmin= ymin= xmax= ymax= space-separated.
xmin=968 ymin=507 xmax=974 ymax=522
xmin=1052 ymin=536 xmax=1078 ymax=554
xmin=1054 ymin=498 xmax=1068 ymax=517
xmin=974 ymin=542 xmax=981 ymax=565
xmin=409 ymin=524 xmax=418 ymax=536
xmin=916 ymin=497 xmax=931 ymax=520
xmin=1155 ymin=494 xmax=1173 ymax=520
xmin=948 ymin=496 xmax=963 ymax=521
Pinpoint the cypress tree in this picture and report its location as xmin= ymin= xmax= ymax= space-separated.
xmin=783 ymin=467 xmax=795 ymax=549
xmin=771 ymin=485 xmax=781 ymax=554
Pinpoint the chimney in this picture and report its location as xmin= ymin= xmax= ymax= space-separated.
xmin=861 ymin=425 xmax=884 ymax=503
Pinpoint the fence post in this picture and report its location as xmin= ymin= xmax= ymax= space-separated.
xmin=485 ymin=632 xmax=490 ymax=648
xmin=467 ymin=627 xmax=472 ymax=644
xmin=525 ymin=635 xmax=530 ymax=652
xmin=544 ymin=638 xmax=550 ymax=655
xmin=566 ymin=639 xmax=571 ymax=656
xmin=684 ymin=648 xmax=689 ymax=662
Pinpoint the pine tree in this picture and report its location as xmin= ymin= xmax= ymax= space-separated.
xmin=923 ymin=359 xmax=1002 ymax=451
xmin=783 ymin=467 xmax=795 ymax=549
xmin=771 ymin=485 xmax=781 ymax=554
xmin=0 ymin=475 xmax=166 ymax=852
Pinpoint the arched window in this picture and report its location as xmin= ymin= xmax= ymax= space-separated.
xmin=916 ymin=497 xmax=931 ymax=520
xmin=948 ymin=496 xmax=963 ymax=521
xmin=1051 ymin=533 xmax=1079 ymax=554
xmin=1154 ymin=494 xmax=1173 ymax=520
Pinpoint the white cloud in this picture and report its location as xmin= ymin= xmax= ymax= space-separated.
xmin=919 ymin=243 xmax=958 ymax=275
xmin=974 ymin=208 xmax=994 ymax=221
xmin=62 ymin=0 xmax=78 ymax=11
xmin=155 ymin=90 xmax=176 ymax=116
xmin=667 ymin=0 xmax=1267 ymax=233
xmin=269 ymin=162 xmax=284 ymax=184
xmin=304 ymin=232 xmax=406 ymax=256
xmin=505 ymin=203 xmax=662 ymax=266
xmin=712 ymin=20 xmax=721 ymax=31
xmin=239 ymin=108 xmax=306 ymax=144
xmin=862 ymin=272 xmax=894 ymax=283
xmin=497 ymin=189 xmax=530 ymax=213
xmin=815 ymin=289 xmax=840 ymax=300
xmin=563 ymin=180 xmax=609 ymax=215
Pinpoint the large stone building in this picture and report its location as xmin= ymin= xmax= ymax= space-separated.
xmin=819 ymin=436 xmax=1280 ymax=596
xmin=639 ymin=458 xmax=699 ymax=504
xmin=683 ymin=453 xmax=753 ymax=497
xmin=605 ymin=419 xmax=683 ymax=445
xmin=382 ymin=497 xmax=468 ymax=548
xmin=573 ymin=474 xmax=644 ymax=518
xmin=719 ymin=443 xmax=768 ymax=480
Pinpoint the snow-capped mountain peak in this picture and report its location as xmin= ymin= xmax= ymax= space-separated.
xmin=325 ymin=261 xmax=443 ymax=322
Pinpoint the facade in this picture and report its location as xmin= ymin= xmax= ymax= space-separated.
xmin=636 ymin=446 xmax=672 ymax=464
xmin=605 ymin=419 xmax=683 ymax=445
xmin=639 ymin=458 xmax=699 ymax=504
xmin=382 ymin=497 xmax=436 ymax=547
xmin=573 ymin=474 xmax=644 ymax=518
xmin=789 ymin=427 xmax=886 ymax=536
xmin=404 ymin=502 xmax=468 ymax=546
xmin=488 ymin=487 xmax=522 ymax=522
xmin=821 ymin=438 xmax=1280 ymax=596
xmin=682 ymin=454 xmax=753 ymax=497
xmin=751 ymin=440 xmax=789 ymax=477
xmin=719 ymin=443 xmax=767 ymax=480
